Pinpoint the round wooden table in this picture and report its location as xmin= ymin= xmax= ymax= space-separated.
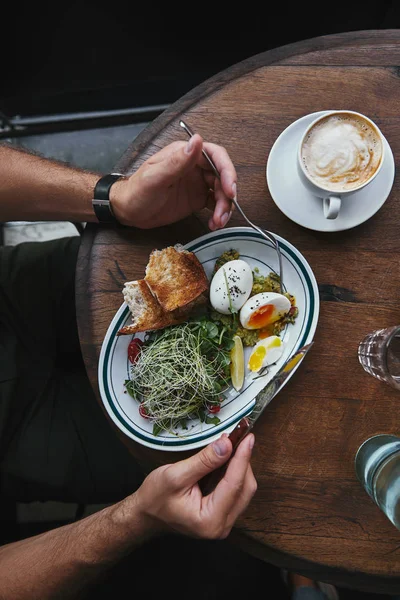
xmin=76 ymin=30 xmax=400 ymax=593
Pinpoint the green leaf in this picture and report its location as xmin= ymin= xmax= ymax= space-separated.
xmin=221 ymin=336 xmax=234 ymax=351
xmin=205 ymin=415 xmax=221 ymax=425
xmin=200 ymin=340 xmax=214 ymax=354
xmin=219 ymin=353 xmax=232 ymax=367
xmin=124 ymin=380 xmax=135 ymax=398
xmin=153 ymin=423 xmax=163 ymax=436
xmin=205 ymin=322 xmax=219 ymax=338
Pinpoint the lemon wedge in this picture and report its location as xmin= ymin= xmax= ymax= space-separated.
xmin=230 ymin=335 xmax=245 ymax=392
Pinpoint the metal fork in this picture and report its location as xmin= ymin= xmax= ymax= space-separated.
xmin=179 ymin=120 xmax=284 ymax=292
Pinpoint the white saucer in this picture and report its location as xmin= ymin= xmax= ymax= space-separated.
xmin=266 ymin=111 xmax=396 ymax=232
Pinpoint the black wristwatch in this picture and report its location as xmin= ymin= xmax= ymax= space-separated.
xmin=92 ymin=173 xmax=123 ymax=224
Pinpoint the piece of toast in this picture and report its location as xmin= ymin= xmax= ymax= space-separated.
xmin=145 ymin=245 xmax=209 ymax=312
xmin=117 ymin=280 xmax=189 ymax=336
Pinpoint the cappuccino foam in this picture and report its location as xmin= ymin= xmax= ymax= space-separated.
xmin=301 ymin=113 xmax=383 ymax=192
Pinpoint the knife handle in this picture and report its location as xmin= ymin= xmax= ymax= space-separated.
xmin=199 ymin=417 xmax=252 ymax=495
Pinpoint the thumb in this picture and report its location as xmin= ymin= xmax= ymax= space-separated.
xmin=151 ymin=134 xmax=203 ymax=187
xmin=172 ymin=435 xmax=233 ymax=488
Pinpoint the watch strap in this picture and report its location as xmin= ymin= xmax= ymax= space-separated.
xmin=93 ymin=173 xmax=122 ymax=223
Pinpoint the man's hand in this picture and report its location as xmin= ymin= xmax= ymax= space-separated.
xmin=130 ymin=433 xmax=257 ymax=540
xmin=111 ymin=134 xmax=237 ymax=231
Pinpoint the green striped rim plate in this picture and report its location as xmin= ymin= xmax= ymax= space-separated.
xmin=98 ymin=227 xmax=319 ymax=451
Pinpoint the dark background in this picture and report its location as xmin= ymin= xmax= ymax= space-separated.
xmin=1 ymin=1 xmax=400 ymax=119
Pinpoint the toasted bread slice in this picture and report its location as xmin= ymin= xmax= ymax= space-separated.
xmin=117 ymin=280 xmax=188 ymax=336
xmin=145 ymin=245 xmax=209 ymax=312
xmin=172 ymin=291 xmax=209 ymax=318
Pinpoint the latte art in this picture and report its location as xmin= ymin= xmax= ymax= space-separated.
xmin=301 ymin=113 xmax=383 ymax=192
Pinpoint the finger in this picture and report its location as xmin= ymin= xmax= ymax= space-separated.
xmin=171 ymin=435 xmax=233 ymax=488
xmin=219 ymin=464 xmax=257 ymax=538
xmin=203 ymin=173 xmax=235 ymax=215
xmin=146 ymin=141 xmax=188 ymax=164
xmin=203 ymin=172 xmax=216 ymax=190
xmin=206 ymin=188 xmax=216 ymax=211
xmin=147 ymin=134 xmax=203 ymax=187
xmin=209 ymin=178 xmax=233 ymax=230
xmin=202 ymin=142 xmax=237 ymax=201
xmin=206 ymin=187 xmax=216 ymax=230
xmin=209 ymin=433 xmax=255 ymax=515
xmin=227 ymin=463 xmax=257 ymax=523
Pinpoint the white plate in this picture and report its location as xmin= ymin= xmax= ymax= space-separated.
xmin=266 ymin=111 xmax=396 ymax=232
xmin=98 ymin=227 xmax=320 ymax=451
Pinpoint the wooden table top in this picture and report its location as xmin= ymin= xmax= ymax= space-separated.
xmin=76 ymin=30 xmax=400 ymax=593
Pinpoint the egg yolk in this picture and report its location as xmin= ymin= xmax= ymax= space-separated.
xmin=248 ymin=337 xmax=282 ymax=372
xmin=248 ymin=304 xmax=276 ymax=328
xmin=248 ymin=346 xmax=266 ymax=371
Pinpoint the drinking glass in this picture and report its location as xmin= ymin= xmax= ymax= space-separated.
xmin=358 ymin=325 xmax=400 ymax=390
xmin=355 ymin=434 xmax=400 ymax=530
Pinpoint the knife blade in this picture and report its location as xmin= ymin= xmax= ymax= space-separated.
xmin=200 ymin=340 xmax=314 ymax=494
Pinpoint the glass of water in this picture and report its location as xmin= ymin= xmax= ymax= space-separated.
xmin=358 ymin=325 xmax=400 ymax=390
xmin=355 ymin=434 xmax=400 ymax=530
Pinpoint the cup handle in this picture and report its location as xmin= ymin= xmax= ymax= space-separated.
xmin=323 ymin=196 xmax=341 ymax=219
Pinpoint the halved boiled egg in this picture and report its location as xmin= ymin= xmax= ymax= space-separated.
xmin=210 ymin=259 xmax=253 ymax=315
xmin=247 ymin=335 xmax=285 ymax=372
xmin=240 ymin=292 xmax=291 ymax=330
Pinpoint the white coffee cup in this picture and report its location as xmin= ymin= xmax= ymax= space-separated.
xmin=297 ymin=110 xmax=385 ymax=219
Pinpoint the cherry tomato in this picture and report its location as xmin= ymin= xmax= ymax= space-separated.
xmin=128 ymin=338 xmax=143 ymax=364
xmin=207 ymin=404 xmax=221 ymax=414
xmin=139 ymin=404 xmax=149 ymax=419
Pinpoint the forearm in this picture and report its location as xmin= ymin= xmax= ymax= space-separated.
xmin=0 ymin=144 xmax=101 ymax=223
xmin=0 ymin=495 xmax=154 ymax=600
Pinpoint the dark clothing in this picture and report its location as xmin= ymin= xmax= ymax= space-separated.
xmin=0 ymin=236 xmax=143 ymax=504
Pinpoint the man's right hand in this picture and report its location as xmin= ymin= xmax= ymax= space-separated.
xmin=128 ymin=433 xmax=257 ymax=540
